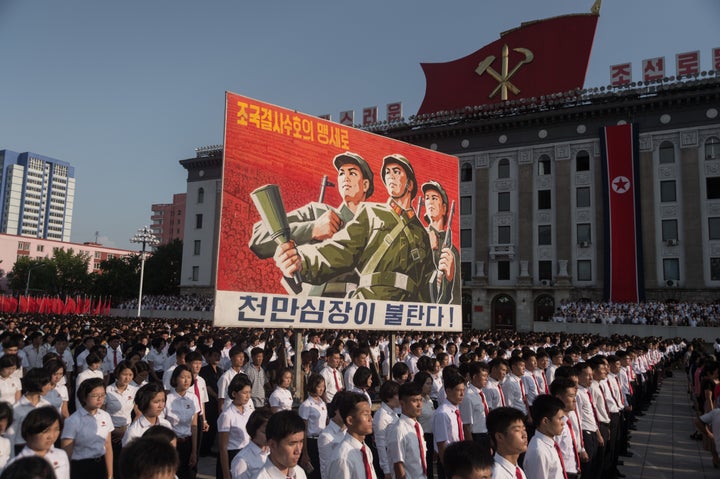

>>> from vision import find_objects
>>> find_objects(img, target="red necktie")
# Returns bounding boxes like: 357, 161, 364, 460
333, 369, 341, 391
479, 390, 489, 416
194, 381, 202, 410
414, 421, 427, 476
614, 376, 624, 406
455, 409, 464, 441
498, 384, 506, 406
599, 384, 610, 411
516, 466, 524, 479
554, 441, 569, 479
586, 391, 601, 426
360, 444, 372, 479
574, 407, 585, 448
518, 378, 529, 411
567, 418, 581, 472
542, 371, 550, 394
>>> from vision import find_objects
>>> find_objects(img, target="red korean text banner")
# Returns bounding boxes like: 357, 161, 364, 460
215, 92, 461, 332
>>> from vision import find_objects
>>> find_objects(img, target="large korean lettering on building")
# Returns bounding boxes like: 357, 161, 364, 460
215, 93, 461, 332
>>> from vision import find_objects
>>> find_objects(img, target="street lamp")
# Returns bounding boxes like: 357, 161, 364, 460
25, 263, 46, 296
130, 226, 159, 318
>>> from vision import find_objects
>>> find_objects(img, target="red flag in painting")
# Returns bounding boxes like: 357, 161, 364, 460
601, 124, 645, 302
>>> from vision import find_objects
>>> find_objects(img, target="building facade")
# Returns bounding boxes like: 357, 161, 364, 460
151, 193, 186, 245
178, 146, 222, 294
0, 150, 75, 242
378, 76, 720, 331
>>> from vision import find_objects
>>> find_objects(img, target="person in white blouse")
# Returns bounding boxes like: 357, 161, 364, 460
373, 381, 400, 479
43, 359, 69, 419
5, 406, 70, 479
165, 365, 200, 479
9, 368, 53, 452
121, 383, 171, 447
551, 377, 583, 478
231, 408, 272, 479
74, 353, 103, 411
442, 440, 494, 479
321, 348, 344, 404
524, 395, 567, 479
0, 402, 13, 470
256, 410, 307, 479
298, 373, 326, 479
0, 355, 21, 405
327, 392, 377, 479
318, 391, 348, 479
60, 377, 114, 479
217, 374, 253, 479
269, 368, 294, 412
486, 406, 528, 479
104, 360, 138, 474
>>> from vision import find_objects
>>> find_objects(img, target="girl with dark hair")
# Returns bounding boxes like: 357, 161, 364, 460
299, 374, 326, 479
217, 374, 253, 479
269, 368, 293, 413
0, 355, 21, 405
9, 368, 53, 453
6, 406, 69, 479
43, 359, 69, 419
61, 377, 114, 479
350, 366, 373, 404
105, 360, 137, 474
122, 382, 171, 447
165, 364, 199, 479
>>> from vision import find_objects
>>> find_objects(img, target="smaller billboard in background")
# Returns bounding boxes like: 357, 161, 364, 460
216, 92, 461, 332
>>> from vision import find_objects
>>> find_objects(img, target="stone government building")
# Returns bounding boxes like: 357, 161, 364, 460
376, 76, 720, 331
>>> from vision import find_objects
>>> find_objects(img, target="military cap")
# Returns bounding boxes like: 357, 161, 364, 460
421, 180, 449, 223
381, 154, 418, 199
333, 152, 374, 198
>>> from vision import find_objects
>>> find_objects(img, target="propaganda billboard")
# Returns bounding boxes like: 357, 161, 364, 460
215, 92, 461, 332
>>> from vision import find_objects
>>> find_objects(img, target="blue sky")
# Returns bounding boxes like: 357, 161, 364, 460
0, 0, 718, 250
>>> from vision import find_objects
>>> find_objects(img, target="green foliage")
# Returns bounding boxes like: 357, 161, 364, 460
91, 254, 141, 301
143, 239, 182, 295
7, 249, 91, 295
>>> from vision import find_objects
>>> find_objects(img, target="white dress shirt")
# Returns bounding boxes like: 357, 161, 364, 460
460, 383, 489, 434
554, 414, 580, 474
217, 403, 252, 450
501, 373, 528, 415
318, 420, 345, 479
121, 415, 172, 447
484, 377, 505, 409
327, 434, 377, 479
256, 458, 307, 479
387, 414, 427, 479
321, 366, 343, 403
432, 399, 462, 453
523, 432, 565, 479
372, 402, 399, 475
230, 440, 269, 479
165, 389, 200, 438
268, 386, 293, 411
0, 375, 20, 405
9, 446, 70, 479
10, 396, 52, 447
105, 383, 138, 427
298, 396, 327, 438
493, 453, 527, 479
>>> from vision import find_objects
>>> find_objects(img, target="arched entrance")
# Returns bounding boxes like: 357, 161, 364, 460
462, 291, 473, 330
534, 294, 555, 322
492, 294, 516, 330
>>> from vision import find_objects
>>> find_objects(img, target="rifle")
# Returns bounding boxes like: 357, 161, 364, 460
429, 200, 455, 303
318, 175, 335, 204
415, 195, 424, 219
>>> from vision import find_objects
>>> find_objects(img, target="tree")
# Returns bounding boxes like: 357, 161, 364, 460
52, 248, 92, 296
92, 255, 140, 301
143, 239, 182, 295
7, 249, 91, 296
7, 257, 55, 295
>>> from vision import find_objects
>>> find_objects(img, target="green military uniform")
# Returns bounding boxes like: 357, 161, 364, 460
297, 199, 436, 302
248, 152, 373, 297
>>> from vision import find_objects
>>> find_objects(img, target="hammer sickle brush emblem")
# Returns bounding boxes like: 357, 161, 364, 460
475, 44, 534, 100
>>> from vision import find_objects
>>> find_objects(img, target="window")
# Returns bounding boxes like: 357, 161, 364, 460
577, 260, 592, 281
711, 258, 720, 281
577, 223, 591, 243
707, 137, 720, 160
497, 261, 510, 280
36, 245, 44, 252
710, 217, 720, 240
660, 181, 676, 202
498, 226, 511, 244
708, 178, 720, 199
197, 187, 205, 204
538, 155, 551, 175
498, 159, 510, 179
460, 229, 472, 248
461, 163, 473, 182
460, 262, 472, 281
460, 196, 472, 215
576, 151, 590, 171
538, 190, 551, 209
538, 261, 552, 281
192, 266, 199, 281
538, 225, 552, 245
662, 220, 678, 241
17, 241, 30, 251
576, 187, 591, 208
663, 258, 679, 281
195, 214, 203, 229
659, 141, 674, 164
193, 240, 201, 255
498, 192, 510, 212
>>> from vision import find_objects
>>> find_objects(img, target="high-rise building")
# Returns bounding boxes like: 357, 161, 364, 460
0, 150, 75, 242
151, 193, 186, 245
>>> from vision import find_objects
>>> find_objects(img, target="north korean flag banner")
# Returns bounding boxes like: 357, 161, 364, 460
600, 124, 645, 302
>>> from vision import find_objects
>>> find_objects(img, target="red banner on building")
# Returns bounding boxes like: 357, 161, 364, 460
600, 124, 644, 302
418, 12, 599, 115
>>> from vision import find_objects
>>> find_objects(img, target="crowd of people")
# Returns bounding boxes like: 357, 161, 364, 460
690, 338, 720, 468
552, 300, 720, 326
0, 310, 690, 479
116, 294, 215, 312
